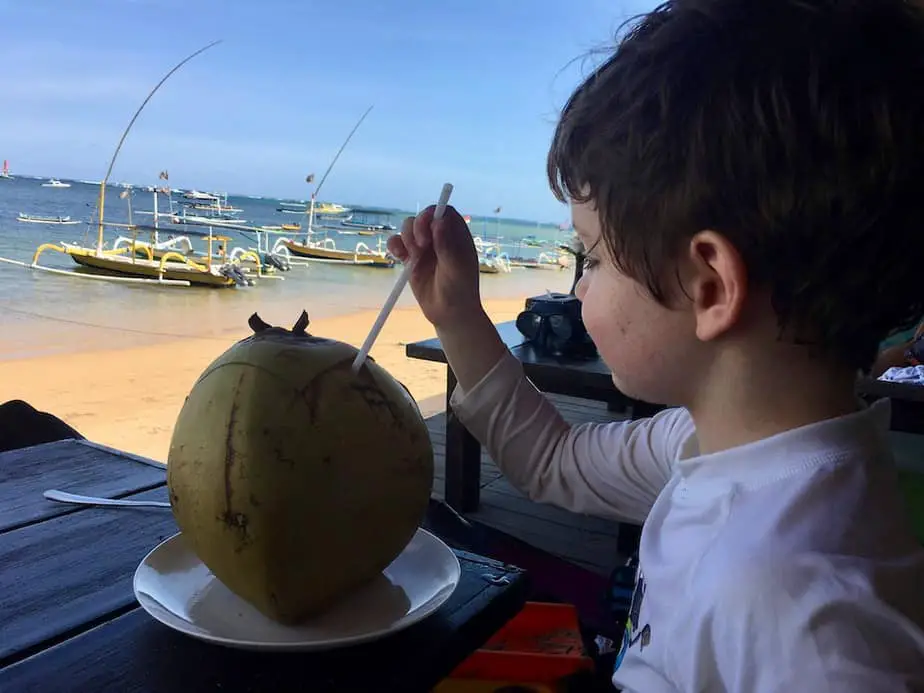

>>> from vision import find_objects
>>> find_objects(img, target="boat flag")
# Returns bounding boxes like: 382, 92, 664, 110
158, 170, 169, 180
493, 206, 502, 214
306, 173, 315, 184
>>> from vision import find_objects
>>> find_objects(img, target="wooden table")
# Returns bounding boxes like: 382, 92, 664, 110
854, 376, 924, 434
0, 439, 529, 693
406, 319, 924, 512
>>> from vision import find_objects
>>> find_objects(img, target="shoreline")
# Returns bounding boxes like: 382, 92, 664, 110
0, 299, 528, 461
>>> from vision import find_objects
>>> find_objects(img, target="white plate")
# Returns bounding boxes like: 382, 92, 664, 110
133, 529, 461, 652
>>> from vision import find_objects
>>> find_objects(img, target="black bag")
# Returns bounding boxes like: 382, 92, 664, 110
516, 293, 597, 359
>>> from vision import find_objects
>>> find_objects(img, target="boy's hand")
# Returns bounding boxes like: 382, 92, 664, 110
386, 204, 481, 329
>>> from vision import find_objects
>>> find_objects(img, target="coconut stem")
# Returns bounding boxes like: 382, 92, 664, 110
248, 313, 273, 333
292, 310, 310, 334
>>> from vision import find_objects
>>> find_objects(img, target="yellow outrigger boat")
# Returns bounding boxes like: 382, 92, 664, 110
32, 229, 265, 287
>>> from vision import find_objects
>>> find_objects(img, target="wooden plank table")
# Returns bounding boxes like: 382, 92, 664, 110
406, 319, 924, 513
0, 439, 529, 692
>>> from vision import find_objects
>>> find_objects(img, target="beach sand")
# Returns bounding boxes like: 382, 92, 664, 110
0, 298, 527, 461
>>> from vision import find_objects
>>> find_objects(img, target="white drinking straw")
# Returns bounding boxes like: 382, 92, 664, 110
351, 182, 454, 374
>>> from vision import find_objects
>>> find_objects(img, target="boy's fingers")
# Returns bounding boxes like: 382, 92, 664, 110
400, 216, 421, 258
386, 234, 408, 261
414, 206, 437, 249
432, 206, 475, 259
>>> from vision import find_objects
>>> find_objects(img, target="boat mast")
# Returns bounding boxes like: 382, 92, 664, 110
95, 40, 221, 253
304, 103, 374, 240
153, 188, 159, 245
307, 177, 317, 239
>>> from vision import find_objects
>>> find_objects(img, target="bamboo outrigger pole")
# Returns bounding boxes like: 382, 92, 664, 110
95, 40, 222, 252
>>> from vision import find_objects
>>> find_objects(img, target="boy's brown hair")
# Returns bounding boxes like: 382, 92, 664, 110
548, 0, 924, 371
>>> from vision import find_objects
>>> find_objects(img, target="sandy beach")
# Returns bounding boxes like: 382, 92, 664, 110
0, 298, 528, 461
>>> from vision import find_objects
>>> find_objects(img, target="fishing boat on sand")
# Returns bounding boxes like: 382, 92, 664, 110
17, 213, 81, 226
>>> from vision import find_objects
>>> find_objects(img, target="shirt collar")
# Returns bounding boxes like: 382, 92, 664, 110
674, 398, 892, 488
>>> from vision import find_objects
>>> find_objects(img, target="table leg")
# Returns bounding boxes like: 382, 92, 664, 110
617, 523, 643, 557
444, 367, 482, 512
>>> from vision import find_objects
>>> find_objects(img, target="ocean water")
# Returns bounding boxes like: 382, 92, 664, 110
0, 176, 574, 359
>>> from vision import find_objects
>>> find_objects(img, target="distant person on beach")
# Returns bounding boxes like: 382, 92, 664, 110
388, 0, 924, 690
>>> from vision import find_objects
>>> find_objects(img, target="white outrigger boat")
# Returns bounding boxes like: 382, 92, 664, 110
472, 237, 512, 274
17, 213, 81, 226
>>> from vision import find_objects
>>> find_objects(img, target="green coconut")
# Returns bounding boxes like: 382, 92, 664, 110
166, 311, 434, 624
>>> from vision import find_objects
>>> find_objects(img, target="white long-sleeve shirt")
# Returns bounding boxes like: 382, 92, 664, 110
450, 350, 924, 692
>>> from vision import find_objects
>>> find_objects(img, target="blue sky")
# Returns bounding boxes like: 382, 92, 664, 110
0, 0, 652, 221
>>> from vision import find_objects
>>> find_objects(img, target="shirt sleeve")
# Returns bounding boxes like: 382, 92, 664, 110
448, 350, 694, 524
683, 558, 924, 692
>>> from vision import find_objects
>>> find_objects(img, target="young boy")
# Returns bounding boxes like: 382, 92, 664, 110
389, 0, 924, 690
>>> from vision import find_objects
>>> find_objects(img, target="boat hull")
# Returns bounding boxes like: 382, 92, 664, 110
282, 240, 394, 268
18, 215, 80, 225
66, 249, 235, 287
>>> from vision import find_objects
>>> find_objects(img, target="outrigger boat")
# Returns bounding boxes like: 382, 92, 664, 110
473, 237, 512, 274
114, 186, 286, 282
272, 201, 395, 268
55, 232, 256, 287
0, 42, 273, 289
17, 213, 81, 225
255, 105, 395, 270
508, 251, 569, 271
0, 219, 266, 288
278, 236, 395, 268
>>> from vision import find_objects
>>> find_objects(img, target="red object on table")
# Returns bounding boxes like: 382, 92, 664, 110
448, 602, 595, 684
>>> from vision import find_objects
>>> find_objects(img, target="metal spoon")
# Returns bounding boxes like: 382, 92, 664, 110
43, 489, 171, 509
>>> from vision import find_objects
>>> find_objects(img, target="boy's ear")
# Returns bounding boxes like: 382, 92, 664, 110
684, 230, 748, 342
